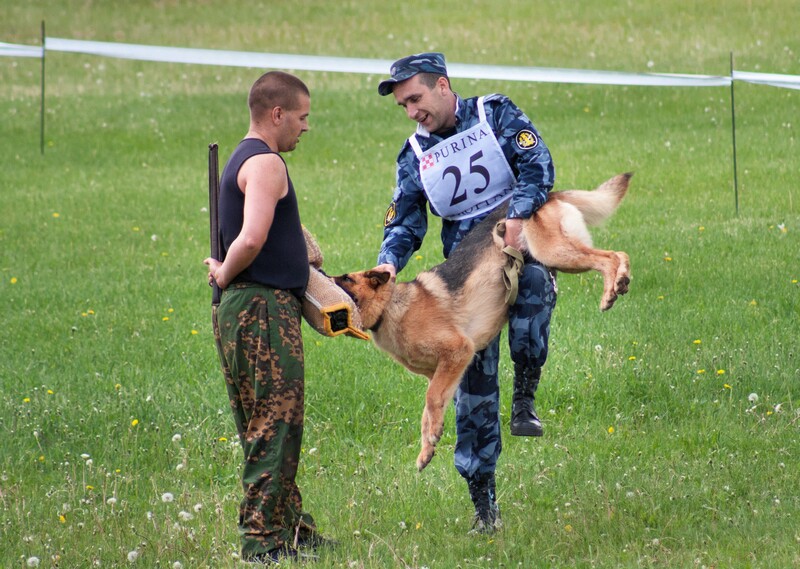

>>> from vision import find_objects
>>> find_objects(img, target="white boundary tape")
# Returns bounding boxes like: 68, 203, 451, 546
0, 41, 43, 58
43, 37, 733, 87
732, 70, 800, 91
3, 37, 799, 90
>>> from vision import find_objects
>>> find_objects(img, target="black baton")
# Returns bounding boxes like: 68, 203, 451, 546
208, 143, 222, 306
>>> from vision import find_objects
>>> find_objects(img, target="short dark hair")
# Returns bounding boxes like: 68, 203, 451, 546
248, 71, 310, 120
417, 72, 449, 90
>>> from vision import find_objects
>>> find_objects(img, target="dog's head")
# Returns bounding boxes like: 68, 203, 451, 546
332, 270, 394, 329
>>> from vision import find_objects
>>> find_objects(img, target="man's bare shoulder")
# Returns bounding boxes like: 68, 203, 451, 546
238, 153, 288, 198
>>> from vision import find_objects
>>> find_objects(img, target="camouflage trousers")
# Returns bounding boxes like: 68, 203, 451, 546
454, 261, 557, 481
212, 283, 315, 555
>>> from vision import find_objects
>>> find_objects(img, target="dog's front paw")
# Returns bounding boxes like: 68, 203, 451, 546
416, 447, 435, 472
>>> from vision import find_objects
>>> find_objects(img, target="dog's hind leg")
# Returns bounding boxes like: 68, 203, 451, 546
581, 247, 626, 311
614, 251, 631, 296
536, 240, 624, 311
525, 224, 627, 311
416, 335, 474, 472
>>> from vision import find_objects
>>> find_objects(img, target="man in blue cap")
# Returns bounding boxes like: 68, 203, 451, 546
373, 52, 557, 533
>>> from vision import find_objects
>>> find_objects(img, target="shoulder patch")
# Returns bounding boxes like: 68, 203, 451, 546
515, 129, 538, 150
384, 202, 397, 226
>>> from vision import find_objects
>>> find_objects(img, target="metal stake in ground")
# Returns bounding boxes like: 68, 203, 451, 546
208, 143, 222, 306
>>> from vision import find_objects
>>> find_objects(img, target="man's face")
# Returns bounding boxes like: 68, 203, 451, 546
392, 75, 455, 134
278, 94, 310, 152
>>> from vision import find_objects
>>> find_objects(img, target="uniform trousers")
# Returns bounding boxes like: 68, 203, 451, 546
454, 261, 557, 480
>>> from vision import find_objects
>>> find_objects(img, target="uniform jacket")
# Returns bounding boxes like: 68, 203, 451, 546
378, 93, 555, 270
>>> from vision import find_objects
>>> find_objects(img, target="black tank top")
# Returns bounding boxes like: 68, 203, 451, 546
218, 138, 309, 298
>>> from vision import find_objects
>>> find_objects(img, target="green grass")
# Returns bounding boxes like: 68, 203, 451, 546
2, 1, 799, 567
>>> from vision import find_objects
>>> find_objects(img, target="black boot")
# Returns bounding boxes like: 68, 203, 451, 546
467, 472, 502, 534
510, 363, 543, 437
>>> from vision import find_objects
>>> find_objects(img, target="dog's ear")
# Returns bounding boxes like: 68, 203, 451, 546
365, 270, 391, 287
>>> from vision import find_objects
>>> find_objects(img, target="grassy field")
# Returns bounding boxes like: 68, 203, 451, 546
2, 1, 798, 567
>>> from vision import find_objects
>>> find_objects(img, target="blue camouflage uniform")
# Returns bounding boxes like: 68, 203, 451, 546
378, 93, 558, 482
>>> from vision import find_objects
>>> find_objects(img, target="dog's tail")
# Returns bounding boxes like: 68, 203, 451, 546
552, 172, 632, 226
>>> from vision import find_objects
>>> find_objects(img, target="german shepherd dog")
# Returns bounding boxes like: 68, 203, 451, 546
334, 173, 632, 471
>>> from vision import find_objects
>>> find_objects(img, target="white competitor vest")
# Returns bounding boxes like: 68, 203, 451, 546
408, 96, 516, 221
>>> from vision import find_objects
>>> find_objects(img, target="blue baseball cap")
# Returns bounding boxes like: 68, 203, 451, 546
378, 52, 448, 96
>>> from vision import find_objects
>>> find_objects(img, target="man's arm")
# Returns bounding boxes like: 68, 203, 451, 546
487, 95, 555, 247
376, 144, 429, 272
204, 153, 287, 289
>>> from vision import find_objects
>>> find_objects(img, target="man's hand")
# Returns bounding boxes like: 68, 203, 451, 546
503, 218, 524, 249
204, 257, 226, 290
371, 263, 397, 279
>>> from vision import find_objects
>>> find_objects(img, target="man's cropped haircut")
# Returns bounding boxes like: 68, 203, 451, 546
249, 71, 310, 120
417, 72, 449, 90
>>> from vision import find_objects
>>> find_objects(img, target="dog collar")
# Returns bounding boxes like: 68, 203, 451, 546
368, 314, 384, 332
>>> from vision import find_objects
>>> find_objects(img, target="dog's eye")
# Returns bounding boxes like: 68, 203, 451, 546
341, 275, 352, 283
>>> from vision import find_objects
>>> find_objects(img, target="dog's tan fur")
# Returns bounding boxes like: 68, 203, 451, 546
334, 173, 632, 471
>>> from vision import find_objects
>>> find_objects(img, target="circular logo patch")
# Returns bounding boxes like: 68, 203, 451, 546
515, 129, 539, 150
384, 202, 397, 226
